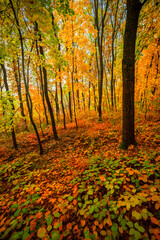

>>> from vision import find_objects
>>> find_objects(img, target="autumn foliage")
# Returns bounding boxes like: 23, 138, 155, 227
0, 0, 160, 239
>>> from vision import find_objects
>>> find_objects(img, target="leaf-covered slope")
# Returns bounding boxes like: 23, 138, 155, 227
0, 116, 160, 240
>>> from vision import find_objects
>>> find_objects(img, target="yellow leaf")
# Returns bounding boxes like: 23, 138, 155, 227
37, 227, 46, 238
150, 186, 156, 192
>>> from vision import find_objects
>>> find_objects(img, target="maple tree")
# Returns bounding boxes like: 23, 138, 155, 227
0, 0, 160, 239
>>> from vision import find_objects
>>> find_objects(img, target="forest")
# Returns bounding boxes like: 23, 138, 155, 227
0, 0, 160, 239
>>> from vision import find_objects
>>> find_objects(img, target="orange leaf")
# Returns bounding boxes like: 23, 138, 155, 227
99, 223, 103, 229
67, 223, 72, 230
94, 220, 99, 226
0, 226, 5, 233
49, 198, 56, 204
26, 233, 35, 240
30, 220, 36, 231
73, 225, 78, 231
107, 215, 112, 226
99, 175, 106, 181
73, 199, 77, 205
0, 217, 6, 227
155, 203, 160, 210
35, 212, 43, 220
154, 229, 160, 235
81, 220, 86, 227
151, 217, 160, 226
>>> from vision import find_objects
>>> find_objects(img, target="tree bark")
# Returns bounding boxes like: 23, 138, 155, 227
120, 0, 147, 149
68, 91, 72, 122
1, 63, 18, 149
55, 80, 60, 121
9, 0, 43, 154
35, 22, 58, 140
35, 40, 49, 126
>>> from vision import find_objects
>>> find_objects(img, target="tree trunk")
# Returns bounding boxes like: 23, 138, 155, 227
55, 80, 60, 121
68, 91, 72, 122
110, 0, 119, 109
1, 64, 18, 149
13, 58, 28, 131
71, 10, 78, 129
88, 80, 91, 110
120, 0, 147, 149
35, 40, 49, 126
9, 0, 43, 154
35, 22, 58, 140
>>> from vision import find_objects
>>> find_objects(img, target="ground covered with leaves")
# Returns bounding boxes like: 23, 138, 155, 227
0, 114, 160, 240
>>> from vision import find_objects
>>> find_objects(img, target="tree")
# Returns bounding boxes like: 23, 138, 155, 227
120, 0, 148, 149
9, 0, 43, 154
91, 0, 109, 121
35, 22, 59, 140
1, 63, 18, 149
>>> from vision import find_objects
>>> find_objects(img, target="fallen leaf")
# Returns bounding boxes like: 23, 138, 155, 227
37, 227, 46, 238
151, 217, 160, 226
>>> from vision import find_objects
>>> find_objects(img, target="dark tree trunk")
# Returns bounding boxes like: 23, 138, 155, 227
13, 60, 24, 117
1, 64, 18, 149
55, 81, 60, 121
58, 44, 66, 129
110, 0, 119, 109
68, 91, 72, 122
92, 0, 109, 121
35, 22, 58, 140
71, 14, 78, 129
42, 65, 58, 140
105, 71, 110, 110
35, 40, 49, 126
120, 0, 147, 149
88, 80, 91, 110
9, 0, 43, 154
82, 92, 85, 110
13, 58, 28, 131
93, 84, 97, 111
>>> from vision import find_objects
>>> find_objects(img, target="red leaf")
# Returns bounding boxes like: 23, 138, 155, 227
151, 217, 160, 226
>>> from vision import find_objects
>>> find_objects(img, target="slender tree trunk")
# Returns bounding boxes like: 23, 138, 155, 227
55, 81, 59, 121
68, 91, 72, 122
120, 0, 147, 149
35, 22, 58, 140
82, 92, 85, 111
9, 0, 43, 154
93, 0, 109, 121
71, 9, 78, 129
110, 0, 119, 109
35, 40, 49, 126
98, 45, 103, 121
14, 58, 28, 130
58, 44, 66, 129
71, 69, 78, 128
1, 64, 18, 149
59, 78, 66, 129
105, 71, 110, 110
88, 80, 91, 110
93, 84, 97, 111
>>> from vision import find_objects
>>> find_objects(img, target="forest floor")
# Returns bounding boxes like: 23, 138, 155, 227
0, 112, 160, 240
